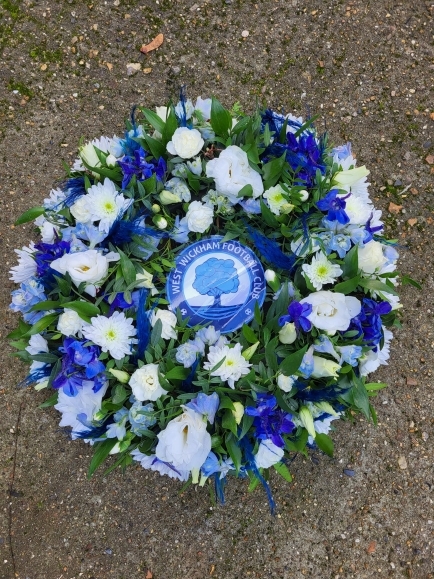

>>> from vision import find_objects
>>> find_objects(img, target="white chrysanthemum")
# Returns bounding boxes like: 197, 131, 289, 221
340, 194, 373, 225
302, 252, 343, 291
9, 244, 36, 283
203, 343, 251, 389
86, 178, 131, 232
263, 185, 294, 215
359, 328, 393, 376
43, 187, 66, 209
82, 311, 137, 360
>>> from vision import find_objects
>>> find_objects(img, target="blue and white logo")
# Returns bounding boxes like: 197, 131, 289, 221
167, 236, 266, 333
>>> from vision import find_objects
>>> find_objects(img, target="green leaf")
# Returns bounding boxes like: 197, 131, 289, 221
254, 301, 262, 325
279, 345, 308, 375
236, 183, 253, 198
222, 409, 238, 436
161, 106, 178, 145
38, 392, 58, 408
358, 278, 398, 296
294, 114, 320, 137
225, 433, 242, 473
242, 324, 259, 344
262, 152, 286, 188
14, 206, 45, 226
315, 433, 334, 457
365, 382, 388, 391
259, 200, 279, 227
265, 337, 279, 372
218, 396, 235, 411
7, 320, 32, 340
119, 251, 137, 286
210, 97, 232, 137
401, 274, 422, 290
141, 107, 166, 133
87, 439, 118, 478
342, 245, 359, 279
143, 173, 157, 195
144, 134, 166, 160
164, 366, 190, 381
112, 384, 128, 404
25, 313, 58, 336
61, 301, 101, 320
350, 372, 370, 419
30, 353, 60, 364
333, 276, 361, 295
29, 300, 61, 312
150, 319, 162, 346
238, 412, 254, 440
273, 461, 293, 482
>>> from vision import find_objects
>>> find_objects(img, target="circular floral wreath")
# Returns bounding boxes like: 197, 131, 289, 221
9, 92, 401, 509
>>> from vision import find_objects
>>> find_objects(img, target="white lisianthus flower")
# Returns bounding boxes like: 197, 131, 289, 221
358, 240, 388, 274
182, 201, 214, 233
79, 142, 101, 169
263, 185, 294, 215
50, 249, 119, 296
129, 363, 166, 401
150, 309, 177, 340
278, 322, 297, 344
131, 450, 190, 481
135, 269, 158, 295
300, 291, 361, 333
166, 127, 204, 159
108, 368, 130, 383
155, 407, 212, 471
86, 178, 132, 233
57, 309, 83, 337
359, 328, 393, 376
70, 195, 92, 224
204, 343, 251, 389
106, 153, 117, 168
82, 311, 137, 360
9, 245, 37, 283
194, 96, 212, 120
155, 106, 168, 121
205, 145, 264, 201
298, 189, 309, 202
255, 439, 284, 469
311, 356, 341, 378
333, 166, 370, 187
302, 252, 343, 291
277, 374, 297, 392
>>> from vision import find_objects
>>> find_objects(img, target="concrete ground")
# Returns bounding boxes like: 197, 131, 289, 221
0, 0, 433, 578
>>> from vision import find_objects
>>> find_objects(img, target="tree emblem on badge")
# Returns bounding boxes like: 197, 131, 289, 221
192, 258, 240, 307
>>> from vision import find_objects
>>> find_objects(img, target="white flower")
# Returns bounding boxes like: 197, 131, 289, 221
57, 309, 83, 336
155, 407, 212, 471
187, 156, 202, 176
340, 194, 373, 225
311, 356, 341, 378
263, 184, 294, 215
359, 328, 393, 376
159, 189, 183, 205
232, 402, 244, 425
34, 215, 59, 244
182, 201, 213, 233
196, 326, 220, 346
26, 334, 48, 355
50, 249, 119, 296
106, 153, 117, 168
79, 141, 101, 169
290, 236, 321, 257
333, 166, 370, 187
166, 127, 204, 159
298, 189, 309, 202
43, 187, 66, 210
301, 291, 361, 333
135, 269, 158, 295
358, 240, 387, 274
175, 98, 194, 120
55, 381, 108, 441
308, 414, 341, 445
86, 178, 131, 232
70, 195, 92, 223
255, 439, 284, 468
82, 311, 137, 360
205, 145, 264, 201
302, 252, 343, 291
194, 96, 212, 120
129, 363, 166, 401
277, 374, 297, 392
203, 343, 251, 389
9, 245, 36, 283
164, 177, 191, 202
155, 106, 168, 121
278, 322, 297, 344
131, 450, 190, 481
150, 309, 177, 340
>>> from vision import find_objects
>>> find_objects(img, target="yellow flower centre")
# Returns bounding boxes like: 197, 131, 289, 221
106, 329, 116, 340
317, 265, 329, 276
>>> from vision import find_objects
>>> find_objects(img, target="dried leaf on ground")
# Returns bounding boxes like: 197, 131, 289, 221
407, 218, 417, 226
140, 33, 164, 54
366, 541, 376, 554
425, 154, 434, 165
145, 571, 153, 579
388, 202, 402, 214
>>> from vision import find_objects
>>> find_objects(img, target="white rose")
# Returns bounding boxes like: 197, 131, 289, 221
57, 309, 83, 336
300, 291, 361, 333
358, 240, 387, 274
278, 322, 297, 344
70, 196, 92, 223
311, 356, 341, 378
50, 250, 119, 294
150, 308, 177, 340
129, 363, 166, 401
166, 127, 204, 159
255, 439, 284, 469
277, 374, 296, 392
155, 408, 212, 471
205, 145, 264, 201
183, 201, 213, 233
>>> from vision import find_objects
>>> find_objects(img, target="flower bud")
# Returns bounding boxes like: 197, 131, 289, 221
278, 322, 297, 345
151, 204, 161, 213
108, 368, 130, 384
299, 405, 316, 439
153, 214, 168, 229
159, 190, 182, 205
299, 189, 309, 202
232, 402, 244, 425
314, 401, 339, 417
242, 341, 259, 361
264, 269, 280, 292
311, 356, 340, 378
106, 153, 117, 168
333, 165, 370, 187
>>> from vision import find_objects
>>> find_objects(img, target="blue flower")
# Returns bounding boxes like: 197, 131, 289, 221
245, 394, 294, 448
299, 346, 314, 378
201, 452, 234, 479
338, 345, 362, 366
313, 335, 339, 360
186, 392, 220, 424
331, 142, 352, 161
347, 298, 392, 348
279, 300, 312, 332
117, 147, 166, 189
34, 237, 71, 278
170, 215, 190, 244
328, 233, 351, 258
106, 407, 129, 440
316, 190, 350, 224
129, 400, 156, 435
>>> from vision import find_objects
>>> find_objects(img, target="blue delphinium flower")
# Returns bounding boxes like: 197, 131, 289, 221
313, 335, 339, 360
186, 392, 220, 424
337, 345, 363, 366
10, 277, 47, 323
316, 190, 350, 225
299, 346, 314, 378
328, 233, 352, 258
129, 400, 156, 435
117, 147, 166, 189
245, 394, 295, 448
279, 300, 312, 332
331, 142, 352, 161
347, 298, 392, 348
201, 452, 234, 479
106, 408, 129, 440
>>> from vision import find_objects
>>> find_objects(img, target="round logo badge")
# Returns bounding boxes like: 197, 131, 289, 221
166, 236, 266, 333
